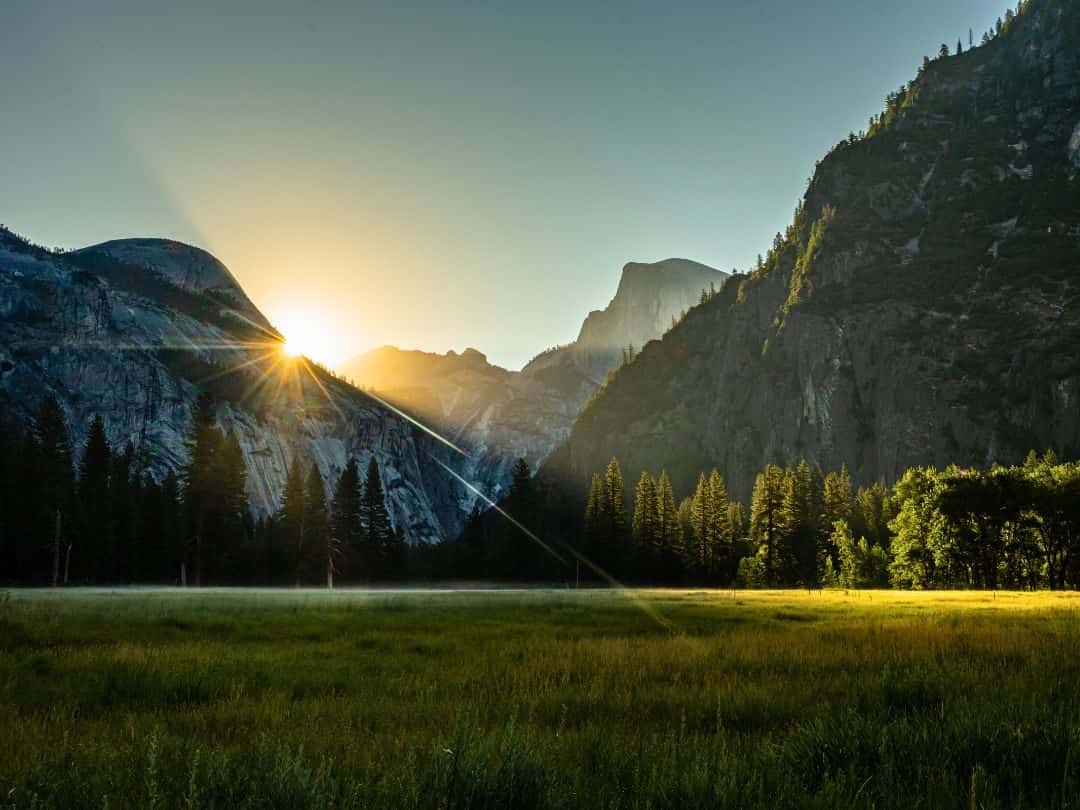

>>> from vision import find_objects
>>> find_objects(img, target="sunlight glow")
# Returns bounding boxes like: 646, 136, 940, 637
276, 312, 338, 365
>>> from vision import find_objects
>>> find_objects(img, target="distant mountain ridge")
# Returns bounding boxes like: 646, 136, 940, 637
337, 258, 727, 500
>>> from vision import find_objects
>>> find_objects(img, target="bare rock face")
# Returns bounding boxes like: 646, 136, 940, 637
524, 259, 728, 384
76, 238, 270, 329
0, 231, 464, 543
548, 0, 1080, 503
337, 258, 726, 500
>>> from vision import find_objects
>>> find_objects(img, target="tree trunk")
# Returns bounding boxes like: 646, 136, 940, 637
63, 544, 72, 586
180, 561, 187, 588
327, 557, 334, 590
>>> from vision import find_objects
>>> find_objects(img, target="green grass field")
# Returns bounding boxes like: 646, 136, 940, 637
3, 588, 1080, 808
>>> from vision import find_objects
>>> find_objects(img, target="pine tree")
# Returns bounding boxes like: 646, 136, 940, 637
506, 457, 538, 578
160, 470, 182, 583
632, 471, 659, 550
853, 482, 893, 548
510, 458, 532, 506
707, 469, 732, 581
332, 459, 363, 580
583, 472, 605, 558
111, 442, 137, 583
750, 464, 789, 585
832, 519, 859, 589
689, 472, 711, 575
361, 457, 393, 575
655, 471, 683, 581
34, 396, 74, 587
78, 415, 112, 583
784, 460, 820, 585
282, 456, 307, 586
822, 466, 853, 570
182, 391, 221, 586
304, 463, 333, 588
213, 430, 248, 580
728, 501, 745, 541
598, 458, 627, 575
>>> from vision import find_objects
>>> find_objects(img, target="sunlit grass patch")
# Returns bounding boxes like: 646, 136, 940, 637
3, 588, 1080, 808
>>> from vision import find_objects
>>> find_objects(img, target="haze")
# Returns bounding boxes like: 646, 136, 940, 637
2, 0, 1004, 368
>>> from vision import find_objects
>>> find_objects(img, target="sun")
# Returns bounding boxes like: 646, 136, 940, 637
276, 312, 339, 365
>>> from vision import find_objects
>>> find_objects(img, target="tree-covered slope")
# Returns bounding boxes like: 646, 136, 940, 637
547, 0, 1080, 503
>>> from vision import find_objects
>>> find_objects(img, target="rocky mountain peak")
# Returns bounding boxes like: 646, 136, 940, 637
76, 238, 268, 328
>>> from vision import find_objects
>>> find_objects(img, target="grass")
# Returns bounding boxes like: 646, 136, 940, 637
3, 588, 1080, 808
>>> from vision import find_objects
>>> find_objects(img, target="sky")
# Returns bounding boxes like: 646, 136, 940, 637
2, 0, 1007, 369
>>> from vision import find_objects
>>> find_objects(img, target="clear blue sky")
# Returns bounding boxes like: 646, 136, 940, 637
2, 0, 1006, 368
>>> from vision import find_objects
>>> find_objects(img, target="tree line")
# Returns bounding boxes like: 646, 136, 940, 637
568, 452, 1080, 590
434, 450, 1080, 591
7, 392, 1080, 591
0, 393, 403, 586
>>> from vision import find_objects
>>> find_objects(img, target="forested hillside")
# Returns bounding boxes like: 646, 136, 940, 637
546, 0, 1080, 506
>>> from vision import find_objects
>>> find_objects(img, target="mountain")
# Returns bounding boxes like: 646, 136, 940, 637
0, 229, 467, 543
77, 238, 270, 329
338, 258, 727, 499
524, 258, 727, 384
545, 0, 1080, 503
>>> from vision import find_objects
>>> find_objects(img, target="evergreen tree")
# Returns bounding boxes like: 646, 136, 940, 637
822, 466, 853, 570
182, 391, 221, 586
784, 460, 820, 585
361, 457, 393, 575
632, 471, 658, 545
655, 471, 683, 581
689, 472, 711, 576
304, 463, 333, 588
214, 430, 249, 580
506, 457, 540, 579
750, 464, 789, 585
583, 472, 605, 562
853, 482, 893, 549
823, 467, 853, 526
160, 470, 182, 583
707, 470, 733, 582
11, 427, 43, 582
596, 458, 627, 576
281, 456, 307, 586
110, 442, 136, 583
34, 396, 74, 587
832, 519, 859, 589
459, 503, 487, 577
332, 459, 364, 580
78, 415, 112, 583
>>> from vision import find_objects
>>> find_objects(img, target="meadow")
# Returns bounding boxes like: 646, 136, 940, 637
3, 588, 1080, 809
